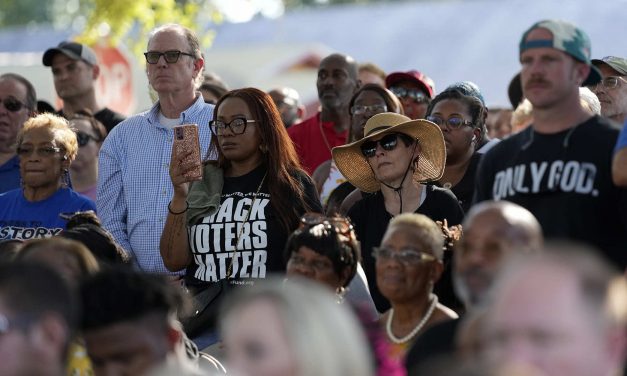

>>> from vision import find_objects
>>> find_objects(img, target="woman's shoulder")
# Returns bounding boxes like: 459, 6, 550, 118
426, 184, 458, 200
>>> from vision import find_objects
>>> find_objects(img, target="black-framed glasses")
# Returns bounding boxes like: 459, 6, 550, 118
360, 133, 401, 158
588, 76, 626, 91
209, 118, 257, 136
372, 246, 436, 265
426, 115, 474, 130
16, 146, 63, 158
351, 104, 388, 115
0, 97, 25, 112
76, 131, 98, 147
390, 87, 429, 104
144, 50, 195, 64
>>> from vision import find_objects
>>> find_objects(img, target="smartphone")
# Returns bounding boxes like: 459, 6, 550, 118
173, 124, 203, 181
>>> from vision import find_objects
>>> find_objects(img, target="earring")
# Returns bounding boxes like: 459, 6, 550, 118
62, 168, 71, 188
259, 144, 268, 154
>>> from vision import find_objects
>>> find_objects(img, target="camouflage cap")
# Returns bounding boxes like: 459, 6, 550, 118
519, 19, 601, 86
591, 56, 627, 76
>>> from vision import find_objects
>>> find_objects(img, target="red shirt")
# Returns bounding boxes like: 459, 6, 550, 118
288, 112, 348, 175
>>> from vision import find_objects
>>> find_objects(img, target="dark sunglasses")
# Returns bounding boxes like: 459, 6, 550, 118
360, 133, 401, 158
390, 87, 429, 104
0, 97, 25, 112
76, 131, 98, 147
144, 50, 195, 64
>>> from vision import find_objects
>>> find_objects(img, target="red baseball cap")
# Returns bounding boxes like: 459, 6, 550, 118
385, 70, 434, 99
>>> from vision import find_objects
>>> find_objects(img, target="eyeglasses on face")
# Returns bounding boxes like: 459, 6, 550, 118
0, 97, 25, 112
287, 254, 334, 273
426, 115, 474, 130
16, 145, 63, 158
144, 50, 195, 64
360, 133, 403, 158
209, 118, 257, 136
588, 76, 626, 91
372, 246, 436, 265
390, 87, 429, 104
351, 104, 388, 115
76, 131, 99, 147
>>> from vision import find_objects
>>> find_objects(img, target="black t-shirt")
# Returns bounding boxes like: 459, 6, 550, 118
475, 115, 627, 268
185, 165, 321, 287
58, 107, 126, 134
436, 152, 482, 214
405, 319, 460, 374
347, 185, 464, 312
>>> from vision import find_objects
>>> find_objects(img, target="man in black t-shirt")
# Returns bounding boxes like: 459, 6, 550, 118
42, 41, 125, 133
474, 20, 627, 269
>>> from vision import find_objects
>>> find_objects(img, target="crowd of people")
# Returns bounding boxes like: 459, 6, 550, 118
0, 18, 626, 376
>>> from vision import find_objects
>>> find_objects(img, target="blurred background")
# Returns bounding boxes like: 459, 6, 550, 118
0, 0, 625, 115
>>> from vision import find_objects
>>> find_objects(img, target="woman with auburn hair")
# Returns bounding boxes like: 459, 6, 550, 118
0, 113, 96, 240
161, 88, 321, 341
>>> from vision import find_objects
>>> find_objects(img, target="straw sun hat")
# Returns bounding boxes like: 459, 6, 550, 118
332, 113, 445, 193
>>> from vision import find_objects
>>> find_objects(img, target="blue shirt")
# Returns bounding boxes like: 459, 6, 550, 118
615, 119, 627, 154
0, 188, 96, 240
97, 95, 213, 274
0, 155, 20, 194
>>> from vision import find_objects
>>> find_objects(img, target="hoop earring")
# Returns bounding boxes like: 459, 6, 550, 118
62, 168, 71, 188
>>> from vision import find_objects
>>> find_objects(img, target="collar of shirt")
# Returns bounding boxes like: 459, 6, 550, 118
147, 94, 213, 128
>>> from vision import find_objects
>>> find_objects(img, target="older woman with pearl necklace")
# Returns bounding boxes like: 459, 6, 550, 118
374, 213, 457, 361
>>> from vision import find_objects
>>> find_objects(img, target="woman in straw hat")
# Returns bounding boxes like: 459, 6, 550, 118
332, 112, 463, 313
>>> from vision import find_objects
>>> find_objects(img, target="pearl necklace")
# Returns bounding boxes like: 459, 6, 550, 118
386, 293, 438, 344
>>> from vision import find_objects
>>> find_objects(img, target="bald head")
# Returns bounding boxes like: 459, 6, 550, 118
453, 201, 543, 308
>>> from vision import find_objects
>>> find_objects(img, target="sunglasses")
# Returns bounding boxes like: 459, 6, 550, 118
390, 87, 429, 104
144, 50, 195, 64
0, 97, 25, 112
209, 118, 257, 136
75, 131, 99, 147
426, 115, 474, 130
360, 133, 402, 158
351, 104, 387, 115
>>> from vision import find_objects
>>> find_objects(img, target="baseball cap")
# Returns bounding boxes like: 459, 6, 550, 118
42, 41, 98, 67
591, 56, 627, 76
519, 19, 601, 86
385, 70, 434, 99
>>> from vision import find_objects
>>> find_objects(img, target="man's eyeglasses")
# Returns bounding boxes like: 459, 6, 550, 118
426, 115, 474, 130
390, 87, 429, 104
360, 133, 401, 158
372, 246, 436, 265
351, 104, 388, 116
588, 76, 626, 91
209, 118, 257, 136
16, 146, 63, 158
76, 131, 99, 147
144, 50, 195, 64
0, 97, 25, 112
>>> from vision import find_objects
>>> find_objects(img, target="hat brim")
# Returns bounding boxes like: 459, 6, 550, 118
582, 64, 602, 87
42, 48, 82, 67
332, 119, 445, 193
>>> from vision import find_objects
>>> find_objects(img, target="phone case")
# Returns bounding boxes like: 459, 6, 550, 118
173, 124, 203, 181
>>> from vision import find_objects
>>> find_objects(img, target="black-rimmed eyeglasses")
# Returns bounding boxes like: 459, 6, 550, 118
209, 118, 257, 136
144, 50, 195, 64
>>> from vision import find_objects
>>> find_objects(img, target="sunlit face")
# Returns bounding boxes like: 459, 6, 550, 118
350, 90, 388, 141
484, 265, 616, 376
520, 28, 585, 110
224, 299, 298, 376
51, 54, 97, 100
0, 78, 31, 152
286, 246, 343, 290
591, 64, 627, 122
429, 98, 478, 163
69, 118, 101, 173
85, 320, 172, 376
375, 224, 438, 304
18, 127, 68, 190
215, 97, 263, 164
146, 28, 202, 95
316, 55, 358, 112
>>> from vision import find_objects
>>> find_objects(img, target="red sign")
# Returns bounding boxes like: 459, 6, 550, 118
92, 44, 134, 115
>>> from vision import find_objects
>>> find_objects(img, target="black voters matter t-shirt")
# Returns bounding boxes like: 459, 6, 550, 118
185, 164, 321, 288
474, 115, 627, 268
348, 185, 464, 312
